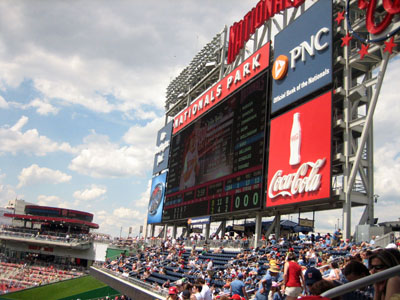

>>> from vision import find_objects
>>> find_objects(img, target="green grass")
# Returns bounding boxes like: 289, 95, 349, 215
0, 275, 108, 300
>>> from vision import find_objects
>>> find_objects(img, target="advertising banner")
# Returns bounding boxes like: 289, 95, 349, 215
173, 42, 270, 134
147, 172, 167, 224
266, 91, 332, 207
188, 216, 210, 225
271, 0, 332, 114
152, 121, 173, 175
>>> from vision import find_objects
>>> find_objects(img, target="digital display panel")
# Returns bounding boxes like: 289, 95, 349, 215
147, 172, 167, 224
163, 74, 268, 221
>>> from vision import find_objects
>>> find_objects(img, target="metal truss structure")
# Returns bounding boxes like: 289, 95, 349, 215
162, 0, 400, 240
334, 0, 399, 239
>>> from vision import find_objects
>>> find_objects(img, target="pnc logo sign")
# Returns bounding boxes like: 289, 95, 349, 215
272, 55, 289, 80
272, 27, 330, 81
289, 27, 329, 69
271, 0, 332, 113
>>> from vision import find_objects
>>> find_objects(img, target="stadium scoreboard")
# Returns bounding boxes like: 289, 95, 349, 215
162, 74, 268, 221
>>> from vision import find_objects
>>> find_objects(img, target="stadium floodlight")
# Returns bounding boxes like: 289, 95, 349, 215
165, 31, 224, 114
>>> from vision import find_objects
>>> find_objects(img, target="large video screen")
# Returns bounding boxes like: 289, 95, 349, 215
163, 73, 268, 221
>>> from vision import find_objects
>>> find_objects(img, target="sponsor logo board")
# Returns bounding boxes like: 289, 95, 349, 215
153, 121, 173, 175
266, 91, 332, 207
147, 172, 167, 224
271, 0, 332, 114
173, 42, 270, 134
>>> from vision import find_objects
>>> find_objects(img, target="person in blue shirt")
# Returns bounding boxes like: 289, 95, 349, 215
332, 229, 341, 246
325, 234, 332, 247
255, 264, 281, 300
230, 273, 248, 300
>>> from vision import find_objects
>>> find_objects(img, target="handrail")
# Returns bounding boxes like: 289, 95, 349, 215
321, 264, 400, 299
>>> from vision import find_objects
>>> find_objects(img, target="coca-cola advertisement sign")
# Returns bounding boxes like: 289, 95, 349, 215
266, 91, 332, 207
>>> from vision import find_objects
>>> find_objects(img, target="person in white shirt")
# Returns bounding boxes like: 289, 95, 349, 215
206, 259, 214, 278
196, 277, 212, 300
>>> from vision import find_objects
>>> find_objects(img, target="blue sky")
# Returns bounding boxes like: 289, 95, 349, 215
0, 1, 399, 238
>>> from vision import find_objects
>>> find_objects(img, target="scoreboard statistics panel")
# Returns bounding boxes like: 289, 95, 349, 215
163, 73, 268, 221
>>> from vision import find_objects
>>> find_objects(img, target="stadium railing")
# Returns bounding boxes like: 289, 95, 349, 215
374, 232, 400, 249
321, 264, 400, 299
93, 263, 168, 298
0, 228, 93, 245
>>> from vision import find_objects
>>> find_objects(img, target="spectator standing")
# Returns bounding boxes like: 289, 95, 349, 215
284, 252, 305, 300
332, 229, 341, 247
206, 259, 214, 278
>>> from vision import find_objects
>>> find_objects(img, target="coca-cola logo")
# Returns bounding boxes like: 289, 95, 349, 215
347, 0, 400, 42
266, 91, 332, 207
268, 158, 326, 199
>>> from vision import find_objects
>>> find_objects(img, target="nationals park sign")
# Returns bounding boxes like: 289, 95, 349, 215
173, 42, 270, 134
227, 0, 305, 64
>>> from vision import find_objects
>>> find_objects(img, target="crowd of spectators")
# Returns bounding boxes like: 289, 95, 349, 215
102, 231, 400, 300
0, 260, 84, 294
0, 225, 95, 244
0, 225, 114, 245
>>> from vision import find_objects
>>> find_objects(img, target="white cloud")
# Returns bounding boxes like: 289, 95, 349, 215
113, 207, 141, 219
0, 184, 18, 207
374, 137, 400, 197
10, 115, 28, 131
28, 98, 59, 115
7, 98, 59, 116
73, 184, 107, 201
0, 170, 17, 207
135, 180, 152, 209
123, 116, 163, 146
0, 1, 253, 118
17, 164, 72, 188
373, 59, 400, 200
94, 207, 145, 237
0, 116, 76, 156
69, 126, 157, 178
0, 95, 8, 109
37, 194, 68, 207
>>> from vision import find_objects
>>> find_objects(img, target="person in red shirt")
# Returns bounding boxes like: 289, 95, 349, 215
284, 252, 305, 300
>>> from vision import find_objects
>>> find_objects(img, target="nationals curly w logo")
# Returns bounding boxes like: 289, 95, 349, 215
348, 0, 400, 42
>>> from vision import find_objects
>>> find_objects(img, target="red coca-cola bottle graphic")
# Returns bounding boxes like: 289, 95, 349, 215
289, 112, 301, 166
